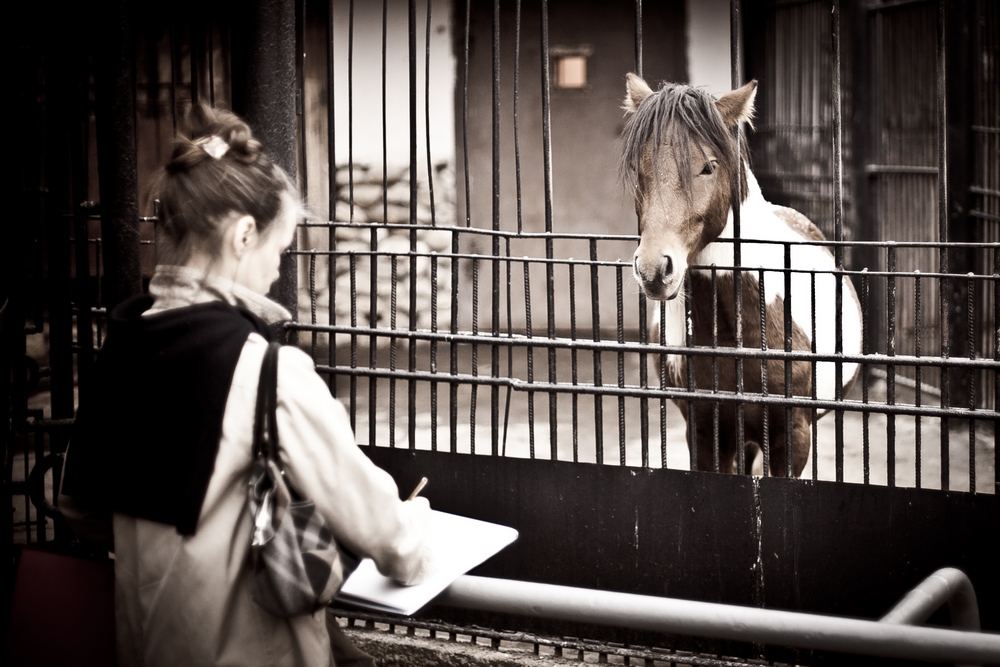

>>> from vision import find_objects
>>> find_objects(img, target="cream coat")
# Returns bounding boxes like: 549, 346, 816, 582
62, 266, 433, 667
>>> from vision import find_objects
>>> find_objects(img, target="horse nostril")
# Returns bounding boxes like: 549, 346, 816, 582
660, 255, 673, 282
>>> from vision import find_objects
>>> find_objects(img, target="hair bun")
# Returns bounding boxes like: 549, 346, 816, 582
166, 103, 269, 173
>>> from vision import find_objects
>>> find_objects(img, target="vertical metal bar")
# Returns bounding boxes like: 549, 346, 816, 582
326, 0, 338, 396
524, 260, 536, 459
93, 0, 141, 311
389, 256, 399, 448
861, 269, 870, 485
617, 268, 626, 466
590, 239, 604, 464
471, 258, 481, 455
712, 267, 721, 473
684, 279, 697, 472
967, 273, 977, 493
659, 301, 668, 468
453, 0, 472, 454
425, 0, 439, 453
349, 254, 358, 433
731, 0, 746, 475
634, 0, 649, 469
634, 0, 643, 79
936, 0, 951, 491
783, 244, 793, 479
758, 268, 769, 476
569, 263, 580, 463
831, 0, 846, 476
887, 247, 897, 488
539, 0, 559, 460
408, 0, 419, 450
490, 0, 501, 457
370, 0, 383, 448
914, 270, 923, 488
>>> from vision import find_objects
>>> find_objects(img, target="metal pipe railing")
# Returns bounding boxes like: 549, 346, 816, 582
436, 572, 1000, 665
881, 567, 981, 631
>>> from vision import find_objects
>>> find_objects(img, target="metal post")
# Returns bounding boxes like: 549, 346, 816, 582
231, 0, 300, 323
93, 0, 142, 310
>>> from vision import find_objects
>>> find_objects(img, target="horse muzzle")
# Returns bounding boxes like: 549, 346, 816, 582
633, 252, 685, 301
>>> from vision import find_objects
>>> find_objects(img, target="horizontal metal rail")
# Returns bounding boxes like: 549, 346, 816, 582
436, 572, 1000, 665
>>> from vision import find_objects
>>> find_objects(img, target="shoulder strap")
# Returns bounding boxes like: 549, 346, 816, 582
252, 342, 282, 463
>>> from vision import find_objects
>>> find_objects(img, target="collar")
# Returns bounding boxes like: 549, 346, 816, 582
147, 265, 291, 325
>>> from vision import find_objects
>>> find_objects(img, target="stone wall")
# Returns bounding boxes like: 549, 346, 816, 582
299, 162, 456, 339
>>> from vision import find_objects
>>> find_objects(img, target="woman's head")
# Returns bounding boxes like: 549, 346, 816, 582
153, 104, 302, 294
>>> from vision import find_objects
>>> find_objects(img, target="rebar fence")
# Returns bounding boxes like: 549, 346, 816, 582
6, 0, 998, 664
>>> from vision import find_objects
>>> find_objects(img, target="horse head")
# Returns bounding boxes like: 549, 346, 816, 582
620, 74, 757, 301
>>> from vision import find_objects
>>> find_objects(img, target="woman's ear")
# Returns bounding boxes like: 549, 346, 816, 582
230, 215, 258, 258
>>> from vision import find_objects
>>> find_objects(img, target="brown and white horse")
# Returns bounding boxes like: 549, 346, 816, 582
620, 74, 862, 477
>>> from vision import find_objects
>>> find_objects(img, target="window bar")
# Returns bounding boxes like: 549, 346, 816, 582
570, 263, 580, 463
389, 255, 401, 448
812, 263, 821, 481
452, 0, 473, 455
861, 269, 871, 485
758, 268, 769, 476
634, 0, 650, 470
659, 300, 668, 468
502, 0, 523, 458
430, 255, 439, 451
684, 277, 697, 472
525, 260, 536, 459
936, 0, 951, 492
831, 0, 847, 477
490, 0, 502, 457
712, 266, 721, 474
994, 247, 999, 493
425, 0, 439, 453
349, 253, 359, 434
470, 257, 481, 455
326, 0, 338, 396
539, 0, 559, 460
617, 267, 627, 466
408, 0, 420, 451
914, 270, 923, 488
967, 273, 977, 493
309, 254, 318, 358
371, 0, 387, 448
783, 244, 793, 479
886, 247, 897, 488
731, 0, 746, 475
590, 239, 604, 464
501, 245, 515, 458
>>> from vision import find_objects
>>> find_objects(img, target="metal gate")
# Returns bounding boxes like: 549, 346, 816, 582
5, 0, 998, 664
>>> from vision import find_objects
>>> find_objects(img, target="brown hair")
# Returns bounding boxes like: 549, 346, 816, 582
153, 104, 299, 264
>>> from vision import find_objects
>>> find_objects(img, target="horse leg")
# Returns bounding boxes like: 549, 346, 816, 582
766, 408, 811, 477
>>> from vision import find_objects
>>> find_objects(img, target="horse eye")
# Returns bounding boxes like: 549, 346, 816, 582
699, 161, 717, 176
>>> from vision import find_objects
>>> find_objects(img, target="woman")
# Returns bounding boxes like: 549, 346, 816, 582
59, 105, 432, 666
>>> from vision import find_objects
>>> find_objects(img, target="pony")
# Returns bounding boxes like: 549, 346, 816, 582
619, 74, 862, 477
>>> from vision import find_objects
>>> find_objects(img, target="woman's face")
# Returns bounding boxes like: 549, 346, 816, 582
234, 195, 299, 295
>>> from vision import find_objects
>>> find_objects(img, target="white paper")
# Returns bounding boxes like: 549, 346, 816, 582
336, 510, 518, 616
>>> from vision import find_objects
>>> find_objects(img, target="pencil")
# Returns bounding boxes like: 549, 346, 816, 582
406, 476, 428, 501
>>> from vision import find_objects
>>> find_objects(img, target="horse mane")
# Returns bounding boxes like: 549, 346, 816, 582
619, 82, 749, 204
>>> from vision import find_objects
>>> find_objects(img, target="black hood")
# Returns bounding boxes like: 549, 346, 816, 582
62, 295, 272, 535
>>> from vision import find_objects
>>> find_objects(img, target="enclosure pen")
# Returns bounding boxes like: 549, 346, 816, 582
6, 0, 999, 665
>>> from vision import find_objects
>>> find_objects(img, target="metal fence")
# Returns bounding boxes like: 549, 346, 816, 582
5, 0, 998, 662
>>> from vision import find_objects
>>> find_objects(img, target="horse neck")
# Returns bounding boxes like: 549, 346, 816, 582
717, 164, 767, 241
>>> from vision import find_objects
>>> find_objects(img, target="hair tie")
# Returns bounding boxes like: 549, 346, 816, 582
194, 134, 230, 159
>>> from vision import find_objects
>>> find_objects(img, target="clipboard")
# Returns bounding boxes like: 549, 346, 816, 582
335, 510, 518, 616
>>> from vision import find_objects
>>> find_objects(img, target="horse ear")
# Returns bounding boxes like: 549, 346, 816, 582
623, 73, 654, 114
715, 80, 758, 128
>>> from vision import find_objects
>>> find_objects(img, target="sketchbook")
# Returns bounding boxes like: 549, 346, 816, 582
335, 510, 518, 616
